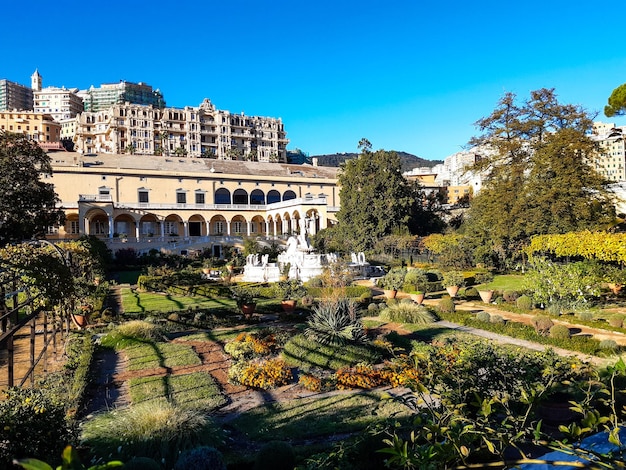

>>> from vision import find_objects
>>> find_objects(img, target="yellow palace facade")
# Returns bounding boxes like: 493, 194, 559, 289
46, 152, 339, 254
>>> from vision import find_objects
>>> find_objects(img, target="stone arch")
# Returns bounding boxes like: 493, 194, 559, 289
63, 212, 80, 237
250, 215, 266, 236
233, 189, 248, 205
139, 214, 160, 237
215, 188, 231, 204
209, 215, 227, 235
306, 209, 321, 235
164, 214, 183, 236
283, 190, 297, 201
188, 214, 206, 237
250, 189, 265, 205
267, 189, 281, 204
230, 214, 248, 235
113, 213, 137, 238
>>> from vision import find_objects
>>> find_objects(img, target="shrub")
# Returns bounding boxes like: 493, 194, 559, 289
490, 314, 505, 325
123, 457, 162, 470
174, 446, 226, 470
0, 387, 77, 466
576, 311, 594, 322
102, 320, 165, 347
474, 271, 494, 285
549, 324, 571, 340
608, 314, 625, 328
236, 359, 293, 389
305, 298, 366, 345
367, 302, 379, 313
516, 295, 533, 311
503, 290, 519, 302
404, 269, 429, 292
438, 296, 455, 313
441, 270, 465, 288
379, 267, 407, 291
463, 287, 479, 299
224, 339, 255, 360
336, 364, 387, 389
385, 297, 398, 307
380, 303, 438, 324
494, 296, 506, 305
254, 441, 296, 470
301, 294, 315, 306
531, 315, 554, 336
476, 311, 491, 323
400, 297, 414, 305
599, 339, 619, 352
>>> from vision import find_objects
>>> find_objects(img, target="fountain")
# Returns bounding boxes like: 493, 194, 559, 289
243, 216, 355, 282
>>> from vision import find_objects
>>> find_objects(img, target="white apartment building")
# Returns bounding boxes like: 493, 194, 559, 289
592, 122, 626, 182
73, 99, 288, 162
433, 149, 485, 192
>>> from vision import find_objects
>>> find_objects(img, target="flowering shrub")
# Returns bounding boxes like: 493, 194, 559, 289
237, 359, 293, 389
224, 331, 277, 360
380, 356, 421, 388
336, 364, 387, 390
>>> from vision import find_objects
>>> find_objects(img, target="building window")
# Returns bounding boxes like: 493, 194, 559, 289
233, 221, 243, 234
195, 192, 205, 204
94, 220, 106, 235
176, 192, 186, 204
165, 221, 178, 235
69, 220, 79, 234
138, 190, 149, 203
214, 221, 224, 234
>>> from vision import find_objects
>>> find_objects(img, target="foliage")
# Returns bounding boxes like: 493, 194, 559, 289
81, 401, 220, 468
526, 231, 626, 264
438, 296, 455, 313
599, 339, 619, 352
282, 334, 381, 371
14, 445, 122, 470
379, 303, 438, 324
0, 131, 65, 245
604, 82, 626, 117
502, 289, 519, 302
254, 441, 296, 470
0, 387, 78, 467
549, 323, 571, 339
531, 315, 555, 336
230, 284, 260, 307
305, 298, 366, 345
524, 257, 603, 306
476, 311, 491, 322
441, 270, 465, 288
336, 364, 389, 390
100, 320, 165, 348
474, 271, 494, 285
421, 233, 473, 269
123, 456, 161, 469
516, 294, 534, 310
224, 331, 278, 360
461, 89, 615, 267
273, 279, 307, 300
230, 359, 293, 389
173, 446, 226, 470
403, 268, 429, 292
378, 267, 406, 291
335, 144, 417, 251
608, 314, 625, 328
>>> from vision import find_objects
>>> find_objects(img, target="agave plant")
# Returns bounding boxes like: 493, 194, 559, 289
305, 298, 366, 345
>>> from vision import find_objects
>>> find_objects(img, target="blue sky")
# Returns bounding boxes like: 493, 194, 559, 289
2, 0, 626, 161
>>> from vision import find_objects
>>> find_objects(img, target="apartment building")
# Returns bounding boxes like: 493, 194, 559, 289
0, 111, 62, 149
78, 81, 165, 112
0, 79, 33, 111
33, 86, 84, 122
592, 122, 626, 182
73, 99, 288, 162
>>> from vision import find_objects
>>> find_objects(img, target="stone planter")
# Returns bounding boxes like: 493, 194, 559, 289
71, 313, 88, 329
410, 293, 425, 304
445, 286, 460, 298
478, 290, 494, 303
383, 289, 398, 299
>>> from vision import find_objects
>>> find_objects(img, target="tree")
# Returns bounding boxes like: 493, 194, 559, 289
461, 89, 615, 266
604, 82, 626, 117
335, 142, 415, 251
0, 132, 65, 245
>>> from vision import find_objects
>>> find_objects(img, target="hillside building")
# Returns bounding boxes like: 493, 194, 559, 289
78, 81, 165, 112
0, 111, 62, 149
0, 79, 34, 111
592, 122, 626, 182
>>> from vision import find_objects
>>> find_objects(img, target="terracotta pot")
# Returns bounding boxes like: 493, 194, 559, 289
445, 286, 460, 298
202, 268, 211, 275
281, 299, 297, 313
240, 303, 256, 317
478, 290, 494, 303
608, 283, 623, 295
383, 289, 397, 299
410, 293, 425, 304
71, 313, 88, 329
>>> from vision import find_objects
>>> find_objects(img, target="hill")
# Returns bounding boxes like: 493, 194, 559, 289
309, 151, 442, 171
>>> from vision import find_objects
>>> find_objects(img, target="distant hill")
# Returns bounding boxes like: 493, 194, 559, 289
309, 151, 443, 172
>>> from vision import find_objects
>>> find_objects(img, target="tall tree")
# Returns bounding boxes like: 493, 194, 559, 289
0, 132, 65, 245
335, 143, 415, 251
462, 89, 615, 266
604, 83, 626, 117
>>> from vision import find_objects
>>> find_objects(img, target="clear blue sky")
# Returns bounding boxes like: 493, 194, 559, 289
2, 0, 626, 161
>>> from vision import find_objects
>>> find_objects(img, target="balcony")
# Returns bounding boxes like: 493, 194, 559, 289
79, 194, 113, 202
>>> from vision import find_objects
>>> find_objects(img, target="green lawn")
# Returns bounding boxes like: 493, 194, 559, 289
481, 274, 526, 291
120, 287, 234, 313
124, 342, 202, 371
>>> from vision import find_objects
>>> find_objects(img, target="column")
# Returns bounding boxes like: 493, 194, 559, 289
265, 220, 269, 237
84, 218, 90, 235
134, 222, 139, 240
108, 215, 114, 238
227, 220, 231, 236
183, 221, 189, 238
160, 221, 165, 238
247, 220, 251, 236
273, 220, 277, 238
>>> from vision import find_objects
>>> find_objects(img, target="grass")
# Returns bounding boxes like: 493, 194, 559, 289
480, 274, 526, 292
228, 392, 411, 443
129, 372, 226, 411
124, 342, 201, 371
120, 287, 233, 314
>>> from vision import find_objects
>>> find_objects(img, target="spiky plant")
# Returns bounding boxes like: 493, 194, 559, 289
379, 303, 438, 324
305, 298, 366, 345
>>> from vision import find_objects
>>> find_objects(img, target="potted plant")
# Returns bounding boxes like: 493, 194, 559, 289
231, 285, 259, 318
605, 266, 626, 295
441, 271, 465, 298
379, 267, 406, 299
410, 290, 425, 305
474, 271, 495, 302
279, 262, 291, 281
275, 279, 307, 313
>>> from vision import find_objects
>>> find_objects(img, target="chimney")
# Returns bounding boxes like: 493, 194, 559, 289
312, 157, 318, 167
